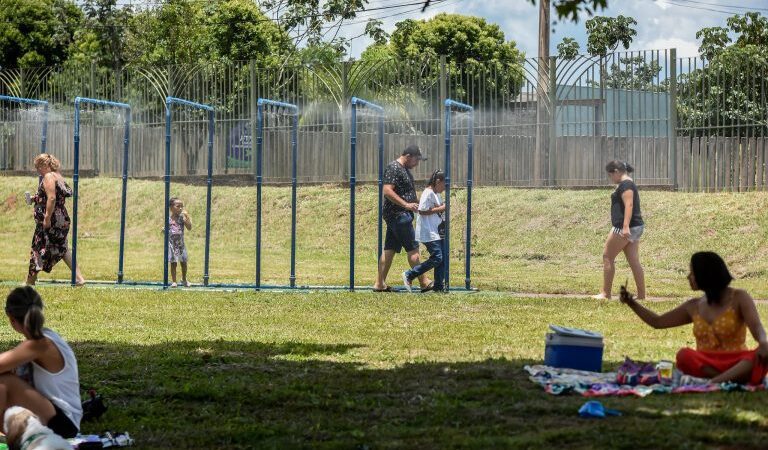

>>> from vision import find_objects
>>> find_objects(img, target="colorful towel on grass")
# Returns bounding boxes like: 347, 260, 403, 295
524, 364, 766, 397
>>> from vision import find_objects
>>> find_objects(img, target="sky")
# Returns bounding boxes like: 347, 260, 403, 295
341, 0, 767, 59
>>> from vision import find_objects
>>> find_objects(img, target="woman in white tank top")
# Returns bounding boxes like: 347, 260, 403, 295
0, 286, 81, 438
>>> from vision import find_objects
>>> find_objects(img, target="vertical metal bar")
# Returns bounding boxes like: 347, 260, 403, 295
41, 103, 48, 154
669, 48, 678, 189
376, 107, 384, 266
290, 110, 298, 288
377, 109, 384, 265
255, 101, 263, 289
163, 98, 171, 288
444, 102, 451, 291
117, 107, 131, 284
72, 98, 81, 287
549, 56, 557, 185
204, 109, 214, 286
465, 109, 473, 290
349, 99, 357, 291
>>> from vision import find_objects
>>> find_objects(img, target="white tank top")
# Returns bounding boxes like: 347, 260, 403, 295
31, 329, 82, 429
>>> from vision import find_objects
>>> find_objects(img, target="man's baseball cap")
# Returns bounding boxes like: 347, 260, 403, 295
402, 144, 427, 160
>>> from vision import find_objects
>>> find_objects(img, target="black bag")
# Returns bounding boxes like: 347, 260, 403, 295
437, 220, 446, 240
82, 389, 107, 422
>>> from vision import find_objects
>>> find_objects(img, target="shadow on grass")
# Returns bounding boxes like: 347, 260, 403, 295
73, 340, 768, 449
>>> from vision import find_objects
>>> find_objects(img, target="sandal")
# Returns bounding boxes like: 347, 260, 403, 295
420, 282, 434, 293
373, 286, 394, 292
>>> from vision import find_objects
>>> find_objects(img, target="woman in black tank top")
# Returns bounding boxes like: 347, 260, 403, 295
594, 160, 646, 300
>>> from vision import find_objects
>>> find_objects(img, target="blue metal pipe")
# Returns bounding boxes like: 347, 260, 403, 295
443, 103, 451, 291
72, 97, 131, 286
73, 100, 81, 287
0, 95, 48, 107
204, 109, 214, 286
166, 97, 214, 112
118, 107, 132, 283
165, 97, 215, 289
255, 103, 264, 289
443, 99, 474, 292
255, 98, 299, 289
164, 98, 172, 289
349, 102, 357, 291
466, 112, 474, 290
349, 97, 385, 291
290, 112, 298, 288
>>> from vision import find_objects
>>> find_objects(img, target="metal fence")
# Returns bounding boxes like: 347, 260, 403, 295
1, 50, 766, 190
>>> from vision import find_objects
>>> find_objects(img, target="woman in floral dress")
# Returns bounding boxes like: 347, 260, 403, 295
27, 154, 85, 285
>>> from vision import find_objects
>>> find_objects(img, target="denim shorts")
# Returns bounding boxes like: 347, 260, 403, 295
612, 225, 644, 242
384, 212, 419, 253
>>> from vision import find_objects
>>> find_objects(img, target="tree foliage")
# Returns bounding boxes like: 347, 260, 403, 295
679, 12, 768, 137
0, 0, 82, 68
557, 37, 580, 60
585, 15, 637, 57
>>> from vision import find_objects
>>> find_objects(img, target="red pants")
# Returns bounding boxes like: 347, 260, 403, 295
676, 347, 768, 385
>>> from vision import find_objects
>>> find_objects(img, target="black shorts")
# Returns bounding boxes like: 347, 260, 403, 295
384, 212, 419, 253
47, 403, 78, 439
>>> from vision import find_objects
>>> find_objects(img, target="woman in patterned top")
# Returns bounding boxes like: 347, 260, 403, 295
27, 154, 84, 286
620, 252, 768, 385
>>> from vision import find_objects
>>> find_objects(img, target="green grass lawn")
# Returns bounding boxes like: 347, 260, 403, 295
2, 176, 768, 448
2, 287, 761, 449
2, 176, 768, 298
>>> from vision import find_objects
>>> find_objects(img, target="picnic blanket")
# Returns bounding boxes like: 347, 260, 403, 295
524, 363, 767, 397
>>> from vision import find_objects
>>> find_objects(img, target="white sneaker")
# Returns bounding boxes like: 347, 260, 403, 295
182, 280, 191, 287
170, 282, 177, 288
402, 271, 413, 293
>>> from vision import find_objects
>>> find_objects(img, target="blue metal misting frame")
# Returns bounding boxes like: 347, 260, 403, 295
73, 97, 131, 286
0, 96, 49, 154
444, 99, 474, 291
349, 97, 385, 291
255, 98, 299, 289
164, 97, 215, 288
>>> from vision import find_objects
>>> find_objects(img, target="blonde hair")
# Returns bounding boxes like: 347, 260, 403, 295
33, 153, 61, 172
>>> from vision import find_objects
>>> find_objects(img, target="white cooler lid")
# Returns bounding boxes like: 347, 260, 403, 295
548, 325, 603, 340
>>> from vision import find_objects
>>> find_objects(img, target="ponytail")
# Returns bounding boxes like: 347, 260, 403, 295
427, 169, 445, 188
24, 305, 45, 340
605, 160, 634, 174
5, 286, 45, 340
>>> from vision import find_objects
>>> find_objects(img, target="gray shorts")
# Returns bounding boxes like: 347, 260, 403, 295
612, 225, 644, 242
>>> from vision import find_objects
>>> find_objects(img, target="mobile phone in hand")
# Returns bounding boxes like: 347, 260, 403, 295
24, 192, 32, 205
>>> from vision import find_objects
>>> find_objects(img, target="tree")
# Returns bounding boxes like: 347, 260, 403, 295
585, 15, 637, 58
422, 0, 608, 23
77, 0, 133, 69
557, 37, 580, 60
0, 0, 82, 68
385, 14, 524, 105
678, 12, 768, 137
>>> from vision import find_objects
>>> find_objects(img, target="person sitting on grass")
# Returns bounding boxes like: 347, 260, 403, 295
0, 286, 82, 438
620, 251, 768, 385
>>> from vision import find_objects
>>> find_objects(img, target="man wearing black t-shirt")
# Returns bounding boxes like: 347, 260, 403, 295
373, 144, 431, 292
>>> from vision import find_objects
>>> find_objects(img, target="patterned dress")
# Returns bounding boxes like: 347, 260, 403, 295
29, 178, 73, 276
168, 215, 188, 263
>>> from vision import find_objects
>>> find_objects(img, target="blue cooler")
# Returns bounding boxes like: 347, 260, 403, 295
544, 325, 604, 372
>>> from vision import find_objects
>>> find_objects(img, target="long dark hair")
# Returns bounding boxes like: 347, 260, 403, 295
5, 286, 45, 340
427, 169, 445, 188
605, 160, 634, 174
691, 251, 733, 305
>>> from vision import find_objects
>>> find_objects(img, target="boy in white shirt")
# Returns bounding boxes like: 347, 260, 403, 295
403, 170, 446, 292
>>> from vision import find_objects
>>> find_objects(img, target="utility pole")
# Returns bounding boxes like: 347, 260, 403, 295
535, 0, 551, 186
